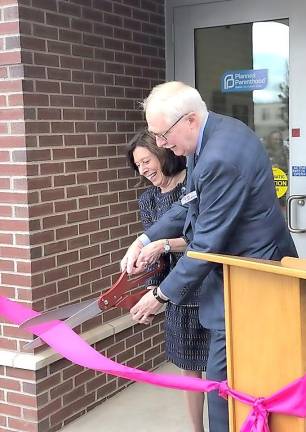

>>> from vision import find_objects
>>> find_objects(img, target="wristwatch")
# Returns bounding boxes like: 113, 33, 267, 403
163, 239, 171, 254
152, 286, 169, 304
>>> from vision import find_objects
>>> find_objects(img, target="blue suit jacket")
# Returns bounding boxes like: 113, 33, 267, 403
145, 112, 297, 330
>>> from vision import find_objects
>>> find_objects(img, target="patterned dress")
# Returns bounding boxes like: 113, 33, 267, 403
138, 179, 209, 370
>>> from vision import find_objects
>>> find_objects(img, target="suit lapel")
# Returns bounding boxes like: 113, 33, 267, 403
183, 112, 218, 237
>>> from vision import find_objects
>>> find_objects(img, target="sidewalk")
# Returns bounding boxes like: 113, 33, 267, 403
61, 363, 209, 432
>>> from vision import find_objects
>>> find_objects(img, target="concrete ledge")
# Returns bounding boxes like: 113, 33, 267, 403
0, 309, 164, 371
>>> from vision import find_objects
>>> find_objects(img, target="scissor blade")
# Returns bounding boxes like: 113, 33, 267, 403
23, 300, 101, 351
64, 299, 101, 329
19, 299, 94, 329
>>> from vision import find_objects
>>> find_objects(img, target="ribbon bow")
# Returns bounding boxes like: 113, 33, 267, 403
240, 398, 269, 432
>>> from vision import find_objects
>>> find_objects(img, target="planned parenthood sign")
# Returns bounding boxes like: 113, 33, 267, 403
221, 69, 268, 93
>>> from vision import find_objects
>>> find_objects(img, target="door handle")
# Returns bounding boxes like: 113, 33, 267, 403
287, 195, 306, 233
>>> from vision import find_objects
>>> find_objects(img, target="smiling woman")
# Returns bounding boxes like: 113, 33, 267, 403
126, 129, 210, 432
127, 129, 186, 192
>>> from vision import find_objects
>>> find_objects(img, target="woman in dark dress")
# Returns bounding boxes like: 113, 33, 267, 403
127, 130, 209, 432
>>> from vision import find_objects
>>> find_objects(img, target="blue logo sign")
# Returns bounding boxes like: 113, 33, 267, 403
221, 69, 268, 93
292, 166, 306, 176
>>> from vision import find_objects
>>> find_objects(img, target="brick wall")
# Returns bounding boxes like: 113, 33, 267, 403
0, 0, 166, 430
0, 0, 29, 354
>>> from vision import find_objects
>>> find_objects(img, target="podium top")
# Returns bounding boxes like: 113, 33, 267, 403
187, 251, 306, 280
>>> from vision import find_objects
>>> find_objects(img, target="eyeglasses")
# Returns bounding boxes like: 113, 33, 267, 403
148, 114, 187, 142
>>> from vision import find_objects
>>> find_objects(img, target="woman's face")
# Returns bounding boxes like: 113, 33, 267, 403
133, 146, 167, 188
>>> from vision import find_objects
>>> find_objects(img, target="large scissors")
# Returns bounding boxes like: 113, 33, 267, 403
20, 261, 164, 351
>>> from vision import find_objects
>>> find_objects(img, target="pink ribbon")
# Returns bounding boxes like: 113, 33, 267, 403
1, 295, 306, 432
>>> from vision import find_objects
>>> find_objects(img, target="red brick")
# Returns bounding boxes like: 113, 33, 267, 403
0, 177, 10, 189
68, 234, 89, 249
31, 256, 55, 272
0, 403, 21, 417
0, 123, 8, 133
0, 259, 14, 271
0, 377, 21, 391
78, 220, 99, 234
0, 205, 12, 217
30, 230, 54, 245
54, 199, 77, 213
23, 93, 49, 107
17, 261, 32, 273
40, 162, 64, 174
0, 21, 19, 34
22, 408, 38, 422
0, 219, 28, 231
15, 233, 30, 246
0, 79, 22, 93
39, 135, 63, 147
34, 52, 59, 67
0, 107, 23, 120
2, 273, 31, 287
29, 203, 53, 217
69, 260, 90, 276
45, 290, 68, 307
0, 163, 26, 175
56, 251, 78, 266
0, 286, 15, 297
26, 121, 50, 134
41, 188, 65, 202
0, 191, 27, 204
67, 210, 88, 223
0, 50, 21, 65
44, 240, 67, 256
57, 275, 79, 292
8, 418, 37, 432
37, 398, 62, 421
37, 108, 61, 120
7, 392, 36, 408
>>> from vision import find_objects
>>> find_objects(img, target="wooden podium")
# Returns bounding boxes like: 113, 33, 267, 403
187, 252, 306, 432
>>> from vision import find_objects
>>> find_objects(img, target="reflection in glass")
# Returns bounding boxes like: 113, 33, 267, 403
195, 20, 289, 210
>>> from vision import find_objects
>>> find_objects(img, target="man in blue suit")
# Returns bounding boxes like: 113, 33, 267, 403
121, 81, 297, 432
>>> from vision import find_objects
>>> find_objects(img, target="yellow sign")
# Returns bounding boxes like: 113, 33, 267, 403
272, 167, 288, 198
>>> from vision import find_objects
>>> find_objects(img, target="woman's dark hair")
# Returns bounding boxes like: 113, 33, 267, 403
127, 129, 186, 177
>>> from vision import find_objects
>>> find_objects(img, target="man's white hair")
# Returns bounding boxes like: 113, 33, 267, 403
142, 81, 207, 124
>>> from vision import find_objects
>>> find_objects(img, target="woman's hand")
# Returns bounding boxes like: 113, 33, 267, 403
121, 238, 145, 274
136, 240, 164, 267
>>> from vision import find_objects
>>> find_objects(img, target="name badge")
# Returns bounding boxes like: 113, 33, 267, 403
181, 190, 197, 205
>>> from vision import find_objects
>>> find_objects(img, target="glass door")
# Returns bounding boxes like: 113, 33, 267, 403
195, 19, 289, 212
171, 0, 306, 256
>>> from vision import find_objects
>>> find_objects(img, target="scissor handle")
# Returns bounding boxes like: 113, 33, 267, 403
115, 289, 147, 310
98, 260, 165, 311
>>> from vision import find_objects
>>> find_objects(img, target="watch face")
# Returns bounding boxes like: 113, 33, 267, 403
164, 244, 171, 253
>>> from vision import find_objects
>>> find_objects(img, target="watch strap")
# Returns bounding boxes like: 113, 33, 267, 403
163, 238, 171, 254
152, 286, 168, 304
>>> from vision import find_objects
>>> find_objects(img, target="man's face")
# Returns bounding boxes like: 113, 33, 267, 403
146, 111, 198, 156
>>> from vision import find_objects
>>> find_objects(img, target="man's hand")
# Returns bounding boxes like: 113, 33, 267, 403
130, 290, 163, 324
120, 238, 145, 274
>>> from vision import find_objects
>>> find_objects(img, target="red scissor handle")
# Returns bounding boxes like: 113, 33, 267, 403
114, 289, 148, 310
98, 260, 165, 311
